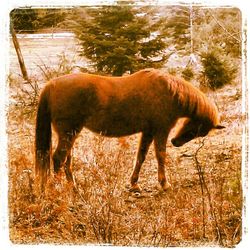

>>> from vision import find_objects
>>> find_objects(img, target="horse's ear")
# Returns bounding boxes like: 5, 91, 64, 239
214, 125, 225, 129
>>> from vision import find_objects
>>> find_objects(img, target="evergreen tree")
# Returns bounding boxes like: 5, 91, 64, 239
71, 3, 168, 76
10, 8, 39, 32
10, 8, 70, 33
162, 6, 191, 53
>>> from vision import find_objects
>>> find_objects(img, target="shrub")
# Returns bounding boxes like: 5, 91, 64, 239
181, 66, 194, 81
200, 51, 237, 90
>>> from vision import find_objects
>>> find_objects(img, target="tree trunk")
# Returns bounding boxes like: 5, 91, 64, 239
10, 24, 29, 81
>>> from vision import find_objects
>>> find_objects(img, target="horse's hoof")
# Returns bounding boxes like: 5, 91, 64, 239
129, 184, 141, 193
132, 192, 141, 198
161, 182, 172, 191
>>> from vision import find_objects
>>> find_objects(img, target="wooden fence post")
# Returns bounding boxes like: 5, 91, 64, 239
10, 23, 29, 82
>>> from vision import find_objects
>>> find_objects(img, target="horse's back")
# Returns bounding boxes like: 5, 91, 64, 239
48, 68, 161, 93
48, 69, 163, 109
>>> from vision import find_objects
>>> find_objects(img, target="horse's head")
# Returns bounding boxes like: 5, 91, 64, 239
171, 118, 225, 147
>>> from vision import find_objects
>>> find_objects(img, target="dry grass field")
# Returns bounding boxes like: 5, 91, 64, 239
7, 74, 243, 247
8, 36, 243, 247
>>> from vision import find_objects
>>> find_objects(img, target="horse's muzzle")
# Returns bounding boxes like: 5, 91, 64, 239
171, 138, 183, 147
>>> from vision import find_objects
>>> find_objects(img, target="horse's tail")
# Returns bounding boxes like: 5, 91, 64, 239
35, 84, 52, 190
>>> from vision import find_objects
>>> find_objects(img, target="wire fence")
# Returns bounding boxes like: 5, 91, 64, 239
13, 32, 75, 39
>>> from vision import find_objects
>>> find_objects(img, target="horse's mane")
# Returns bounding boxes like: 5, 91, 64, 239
148, 69, 220, 126
168, 75, 219, 126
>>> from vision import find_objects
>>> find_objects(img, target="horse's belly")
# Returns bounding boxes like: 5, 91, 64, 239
84, 112, 145, 137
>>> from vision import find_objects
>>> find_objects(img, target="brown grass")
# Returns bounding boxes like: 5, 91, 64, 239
8, 76, 243, 247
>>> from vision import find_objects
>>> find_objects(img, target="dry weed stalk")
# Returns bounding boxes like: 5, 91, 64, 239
71, 135, 126, 244
193, 138, 223, 246
35, 52, 77, 81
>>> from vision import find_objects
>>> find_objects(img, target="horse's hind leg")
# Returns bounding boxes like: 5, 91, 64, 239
130, 132, 153, 192
53, 130, 78, 182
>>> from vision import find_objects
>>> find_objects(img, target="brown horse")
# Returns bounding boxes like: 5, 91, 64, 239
35, 68, 224, 192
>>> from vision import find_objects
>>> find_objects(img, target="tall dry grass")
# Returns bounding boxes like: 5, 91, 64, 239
8, 74, 243, 247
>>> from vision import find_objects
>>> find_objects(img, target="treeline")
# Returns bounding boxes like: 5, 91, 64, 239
10, 4, 242, 89
10, 8, 71, 32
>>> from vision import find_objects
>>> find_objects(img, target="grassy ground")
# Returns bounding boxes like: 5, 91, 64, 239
7, 73, 243, 247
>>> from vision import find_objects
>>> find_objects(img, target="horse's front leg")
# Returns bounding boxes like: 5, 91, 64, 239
154, 133, 172, 191
130, 132, 153, 192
